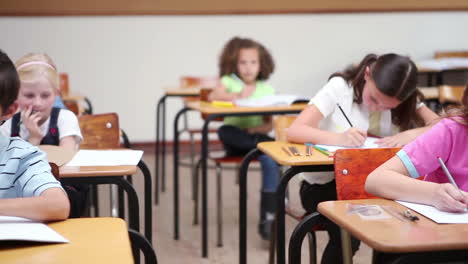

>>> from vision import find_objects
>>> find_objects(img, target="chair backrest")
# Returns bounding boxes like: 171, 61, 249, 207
439, 85, 467, 105
49, 162, 60, 180
63, 99, 81, 116
273, 115, 296, 141
434, 50, 468, 59
59, 73, 70, 97
78, 113, 120, 149
334, 148, 400, 200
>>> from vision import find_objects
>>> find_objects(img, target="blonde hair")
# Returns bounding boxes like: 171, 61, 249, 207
15, 53, 59, 93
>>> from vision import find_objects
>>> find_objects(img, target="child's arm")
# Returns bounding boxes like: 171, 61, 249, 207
0, 188, 70, 221
60, 136, 79, 152
247, 116, 273, 134
208, 83, 255, 102
365, 156, 468, 213
376, 105, 439, 147
287, 104, 367, 147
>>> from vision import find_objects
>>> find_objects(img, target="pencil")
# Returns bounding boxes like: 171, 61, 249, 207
281, 146, 292, 157
437, 157, 460, 189
336, 103, 353, 127
311, 145, 330, 157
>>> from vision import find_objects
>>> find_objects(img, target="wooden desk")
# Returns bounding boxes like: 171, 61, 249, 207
173, 102, 307, 258
238, 141, 333, 264
155, 87, 201, 205
59, 165, 141, 240
438, 85, 466, 104
417, 59, 468, 86
419, 86, 439, 100
316, 199, 468, 263
0, 217, 133, 264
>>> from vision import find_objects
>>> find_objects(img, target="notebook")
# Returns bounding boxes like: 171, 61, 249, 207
0, 216, 69, 243
397, 201, 468, 224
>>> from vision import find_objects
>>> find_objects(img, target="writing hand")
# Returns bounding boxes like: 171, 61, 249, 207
339, 128, 367, 147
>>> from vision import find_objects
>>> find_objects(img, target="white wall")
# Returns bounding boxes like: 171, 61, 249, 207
1, 12, 468, 142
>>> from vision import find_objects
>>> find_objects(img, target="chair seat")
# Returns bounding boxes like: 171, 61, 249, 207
208, 150, 258, 163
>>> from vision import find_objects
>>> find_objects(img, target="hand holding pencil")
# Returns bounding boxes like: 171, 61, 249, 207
339, 128, 367, 147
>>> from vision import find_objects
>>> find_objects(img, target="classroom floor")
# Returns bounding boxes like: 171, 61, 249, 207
100, 150, 373, 263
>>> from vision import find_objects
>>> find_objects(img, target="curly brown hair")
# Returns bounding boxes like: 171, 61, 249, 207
218, 37, 274, 81
330, 53, 423, 131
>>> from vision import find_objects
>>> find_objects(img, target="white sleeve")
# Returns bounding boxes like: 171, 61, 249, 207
0, 119, 12, 137
309, 77, 349, 118
57, 109, 83, 143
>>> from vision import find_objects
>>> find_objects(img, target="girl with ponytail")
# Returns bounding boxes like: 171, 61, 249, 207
287, 53, 438, 264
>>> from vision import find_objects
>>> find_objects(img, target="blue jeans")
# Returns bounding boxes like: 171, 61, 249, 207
217, 125, 279, 192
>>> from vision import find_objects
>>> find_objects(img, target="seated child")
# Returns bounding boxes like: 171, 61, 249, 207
0, 52, 86, 218
0, 49, 69, 221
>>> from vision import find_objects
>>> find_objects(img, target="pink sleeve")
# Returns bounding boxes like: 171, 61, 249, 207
400, 119, 453, 177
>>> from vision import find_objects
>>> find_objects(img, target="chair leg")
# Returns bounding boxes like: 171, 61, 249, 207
307, 231, 317, 264
268, 218, 277, 264
129, 228, 158, 264
216, 162, 223, 247
193, 159, 202, 226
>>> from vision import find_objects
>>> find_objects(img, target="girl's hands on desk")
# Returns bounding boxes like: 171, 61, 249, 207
376, 130, 417, 147
21, 105, 44, 145
432, 183, 468, 213
338, 128, 367, 147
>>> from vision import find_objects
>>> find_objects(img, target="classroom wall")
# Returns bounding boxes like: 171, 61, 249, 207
1, 12, 468, 142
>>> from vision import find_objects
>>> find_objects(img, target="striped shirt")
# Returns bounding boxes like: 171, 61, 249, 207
0, 136, 62, 198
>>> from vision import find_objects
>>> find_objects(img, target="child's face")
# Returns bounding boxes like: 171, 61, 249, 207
17, 76, 57, 124
237, 48, 260, 84
362, 67, 401, 112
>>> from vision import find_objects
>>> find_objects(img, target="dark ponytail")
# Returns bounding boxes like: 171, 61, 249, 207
331, 53, 423, 131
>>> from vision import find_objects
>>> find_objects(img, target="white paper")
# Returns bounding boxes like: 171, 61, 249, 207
314, 137, 380, 152
397, 201, 468, 224
66, 149, 143, 166
235, 94, 309, 107
0, 216, 69, 243
418, 58, 468, 71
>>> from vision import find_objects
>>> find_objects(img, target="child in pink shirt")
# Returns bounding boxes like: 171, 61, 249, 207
366, 87, 468, 213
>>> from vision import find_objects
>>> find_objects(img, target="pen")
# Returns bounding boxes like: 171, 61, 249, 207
336, 103, 353, 127
402, 209, 419, 221
437, 157, 459, 189
437, 156, 465, 200
281, 146, 292, 157
305, 143, 312, 156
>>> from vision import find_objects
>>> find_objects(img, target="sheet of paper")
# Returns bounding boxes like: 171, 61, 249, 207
0, 216, 69, 243
66, 149, 143, 166
235, 94, 308, 107
314, 137, 380, 152
397, 201, 468, 224
418, 58, 468, 71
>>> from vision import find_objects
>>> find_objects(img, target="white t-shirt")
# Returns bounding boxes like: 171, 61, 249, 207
0, 109, 83, 144
302, 76, 422, 184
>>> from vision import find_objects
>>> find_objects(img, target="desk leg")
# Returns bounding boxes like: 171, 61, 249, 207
276, 165, 334, 264
173, 107, 190, 240
62, 176, 140, 232
239, 148, 262, 264
200, 115, 219, 258
162, 95, 167, 192
138, 160, 153, 244
155, 95, 167, 204
340, 228, 353, 264
288, 212, 324, 264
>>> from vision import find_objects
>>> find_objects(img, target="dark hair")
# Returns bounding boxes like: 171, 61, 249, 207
218, 37, 274, 80
0, 50, 20, 113
446, 86, 468, 125
330, 53, 423, 131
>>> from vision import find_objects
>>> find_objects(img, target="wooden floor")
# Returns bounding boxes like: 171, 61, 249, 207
98, 151, 373, 263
